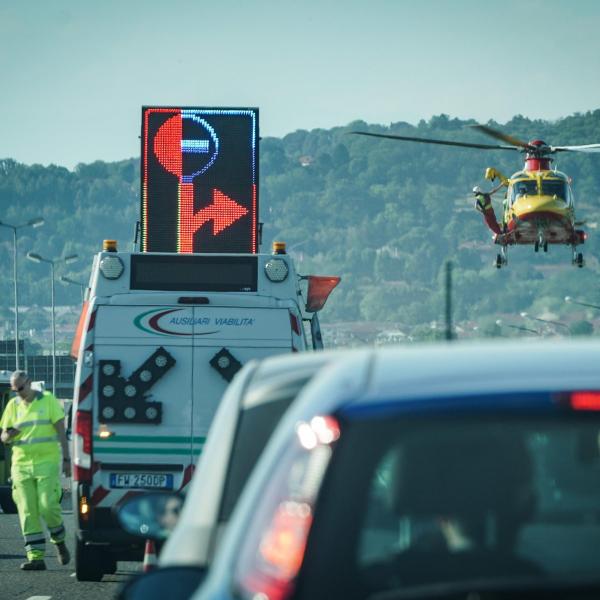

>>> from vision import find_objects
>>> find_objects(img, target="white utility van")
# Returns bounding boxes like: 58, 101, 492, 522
70, 241, 338, 581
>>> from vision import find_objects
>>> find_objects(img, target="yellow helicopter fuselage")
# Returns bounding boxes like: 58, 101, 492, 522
501, 169, 579, 246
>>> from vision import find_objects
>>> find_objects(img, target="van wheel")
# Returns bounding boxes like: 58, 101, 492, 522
75, 538, 105, 581
103, 552, 117, 574
0, 489, 17, 514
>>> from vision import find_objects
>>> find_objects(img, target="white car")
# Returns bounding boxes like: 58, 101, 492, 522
116, 350, 343, 599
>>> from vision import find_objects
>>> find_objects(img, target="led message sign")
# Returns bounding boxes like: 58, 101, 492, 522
141, 107, 258, 253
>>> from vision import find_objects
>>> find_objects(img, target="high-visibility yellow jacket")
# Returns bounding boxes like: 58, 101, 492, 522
0, 391, 64, 466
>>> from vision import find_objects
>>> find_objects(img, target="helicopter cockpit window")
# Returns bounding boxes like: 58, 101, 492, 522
511, 180, 538, 203
541, 179, 567, 201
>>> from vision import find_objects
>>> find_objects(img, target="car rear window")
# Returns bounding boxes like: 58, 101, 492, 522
218, 377, 311, 521
299, 412, 600, 599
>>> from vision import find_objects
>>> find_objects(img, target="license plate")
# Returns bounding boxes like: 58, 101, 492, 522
109, 473, 174, 490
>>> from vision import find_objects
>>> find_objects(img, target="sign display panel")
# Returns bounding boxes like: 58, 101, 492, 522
130, 254, 258, 292
141, 107, 258, 253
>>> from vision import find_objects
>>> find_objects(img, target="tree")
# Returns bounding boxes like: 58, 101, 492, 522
569, 320, 594, 336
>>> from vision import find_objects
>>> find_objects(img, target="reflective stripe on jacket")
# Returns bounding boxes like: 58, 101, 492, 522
0, 391, 64, 466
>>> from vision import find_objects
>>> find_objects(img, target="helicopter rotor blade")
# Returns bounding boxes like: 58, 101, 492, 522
351, 131, 517, 151
470, 124, 532, 149
551, 144, 600, 153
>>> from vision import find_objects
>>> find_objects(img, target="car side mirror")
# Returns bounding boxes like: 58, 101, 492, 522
114, 491, 184, 541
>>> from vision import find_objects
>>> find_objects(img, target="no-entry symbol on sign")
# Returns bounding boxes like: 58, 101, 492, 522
141, 107, 259, 253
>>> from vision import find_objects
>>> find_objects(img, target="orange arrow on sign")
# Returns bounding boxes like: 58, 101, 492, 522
179, 186, 249, 253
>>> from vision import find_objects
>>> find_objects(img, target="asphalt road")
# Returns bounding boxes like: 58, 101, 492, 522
0, 499, 141, 600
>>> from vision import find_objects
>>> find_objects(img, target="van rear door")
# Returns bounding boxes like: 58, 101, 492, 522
92, 304, 196, 507
190, 306, 293, 445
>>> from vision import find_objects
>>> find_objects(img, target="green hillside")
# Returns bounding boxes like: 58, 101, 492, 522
2, 110, 600, 342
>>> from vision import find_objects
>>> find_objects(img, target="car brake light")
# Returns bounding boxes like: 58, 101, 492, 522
74, 410, 92, 482
297, 416, 341, 449
259, 501, 313, 579
240, 502, 313, 600
571, 391, 600, 411
235, 416, 340, 600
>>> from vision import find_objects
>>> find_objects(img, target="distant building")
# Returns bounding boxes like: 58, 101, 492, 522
299, 155, 314, 167
0, 338, 75, 399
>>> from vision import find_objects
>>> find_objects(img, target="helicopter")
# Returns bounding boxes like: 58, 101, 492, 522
352, 124, 600, 268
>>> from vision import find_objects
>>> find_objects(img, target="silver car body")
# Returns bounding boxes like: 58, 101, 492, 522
196, 339, 600, 599
159, 350, 344, 567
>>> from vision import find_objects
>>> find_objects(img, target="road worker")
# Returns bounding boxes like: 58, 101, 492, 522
0, 370, 71, 570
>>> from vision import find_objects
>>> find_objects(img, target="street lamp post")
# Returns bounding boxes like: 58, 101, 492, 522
495, 319, 540, 335
520, 312, 570, 336
27, 252, 78, 395
0, 218, 45, 370
60, 275, 87, 303
564, 296, 600, 311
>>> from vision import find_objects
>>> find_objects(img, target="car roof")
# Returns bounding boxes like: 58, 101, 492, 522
241, 348, 354, 409
363, 338, 600, 403
281, 339, 600, 421
196, 339, 600, 592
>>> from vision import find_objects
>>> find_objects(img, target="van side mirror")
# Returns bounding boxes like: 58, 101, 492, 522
304, 276, 340, 313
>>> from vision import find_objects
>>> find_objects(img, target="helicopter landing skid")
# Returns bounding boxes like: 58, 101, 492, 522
572, 246, 585, 268
534, 231, 548, 253
495, 246, 508, 269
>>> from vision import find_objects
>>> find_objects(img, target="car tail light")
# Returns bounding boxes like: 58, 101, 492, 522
259, 501, 313, 579
571, 391, 600, 411
73, 410, 92, 482
235, 416, 340, 600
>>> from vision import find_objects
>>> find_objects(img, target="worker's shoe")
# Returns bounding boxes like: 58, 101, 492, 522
20, 559, 47, 571
56, 542, 71, 565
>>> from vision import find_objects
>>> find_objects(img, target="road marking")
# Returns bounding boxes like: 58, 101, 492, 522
26, 596, 52, 600
70, 572, 76, 577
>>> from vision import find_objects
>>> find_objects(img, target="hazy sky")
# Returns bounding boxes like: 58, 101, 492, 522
2, 0, 600, 170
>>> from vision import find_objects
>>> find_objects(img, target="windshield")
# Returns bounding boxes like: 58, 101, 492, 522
541, 179, 568, 201
299, 410, 600, 599
511, 180, 538, 203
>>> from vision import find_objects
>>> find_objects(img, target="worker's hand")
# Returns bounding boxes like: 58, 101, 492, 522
62, 458, 72, 477
1, 428, 20, 444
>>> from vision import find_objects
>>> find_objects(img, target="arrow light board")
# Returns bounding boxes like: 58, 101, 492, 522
141, 107, 258, 253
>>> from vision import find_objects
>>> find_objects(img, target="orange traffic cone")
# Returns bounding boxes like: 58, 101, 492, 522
142, 539, 158, 572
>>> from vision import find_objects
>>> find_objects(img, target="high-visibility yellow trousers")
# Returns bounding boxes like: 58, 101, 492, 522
11, 461, 65, 560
